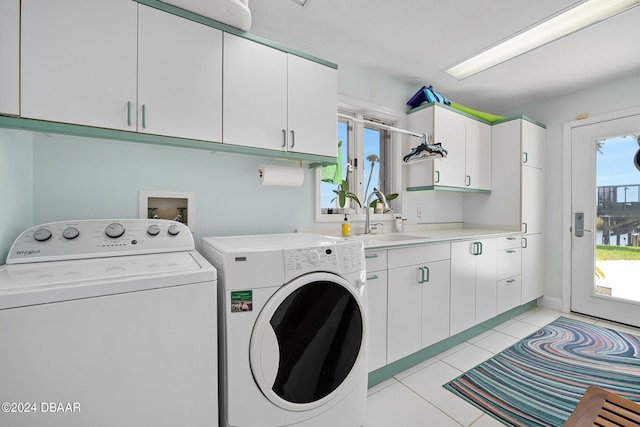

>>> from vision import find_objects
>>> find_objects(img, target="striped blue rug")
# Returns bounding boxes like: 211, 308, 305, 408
444, 316, 640, 426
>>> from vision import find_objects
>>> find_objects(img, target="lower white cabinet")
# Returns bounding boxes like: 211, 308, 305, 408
364, 250, 388, 372
496, 236, 522, 314
387, 243, 450, 363
522, 233, 544, 303
451, 238, 498, 334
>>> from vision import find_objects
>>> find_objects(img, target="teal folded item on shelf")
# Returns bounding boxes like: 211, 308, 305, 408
321, 141, 342, 184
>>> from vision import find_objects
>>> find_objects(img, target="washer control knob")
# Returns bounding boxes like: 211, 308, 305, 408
167, 224, 180, 236
33, 228, 52, 242
307, 249, 320, 264
147, 224, 161, 236
62, 227, 80, 240
105, 223, 125, 239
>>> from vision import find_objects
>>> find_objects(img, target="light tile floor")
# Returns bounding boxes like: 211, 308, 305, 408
365, 307, 640, 427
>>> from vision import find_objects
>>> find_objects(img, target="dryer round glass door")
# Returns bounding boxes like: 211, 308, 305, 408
249, 272, 364, 412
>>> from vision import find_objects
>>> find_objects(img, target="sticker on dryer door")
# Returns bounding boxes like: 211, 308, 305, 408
230, 290, 253, 313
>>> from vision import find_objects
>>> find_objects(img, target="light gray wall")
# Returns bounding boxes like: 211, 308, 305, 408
0, 129, 34, 262
501, 71, 640, 303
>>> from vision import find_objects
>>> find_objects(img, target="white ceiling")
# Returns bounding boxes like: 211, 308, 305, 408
248, 0, 640, 113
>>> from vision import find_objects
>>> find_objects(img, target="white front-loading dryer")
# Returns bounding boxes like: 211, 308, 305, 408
200, 233, 367, 427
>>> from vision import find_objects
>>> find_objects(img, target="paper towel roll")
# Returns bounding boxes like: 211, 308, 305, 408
258, 164, 304, 187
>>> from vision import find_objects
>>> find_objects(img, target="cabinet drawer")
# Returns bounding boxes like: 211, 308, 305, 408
388, 243, 450, 269
497, 247, 522, 280
365, 250, 387, 272
497, 236, 521, 250
497, 275, 522, 314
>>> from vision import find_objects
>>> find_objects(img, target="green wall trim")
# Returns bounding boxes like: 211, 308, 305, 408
134, 0, 338, 69
406, 185, 491, 194
367, 300, 538, 388
0, 116, 337, 164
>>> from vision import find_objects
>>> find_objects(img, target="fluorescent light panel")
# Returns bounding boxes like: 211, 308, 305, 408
446, 0, 640, 80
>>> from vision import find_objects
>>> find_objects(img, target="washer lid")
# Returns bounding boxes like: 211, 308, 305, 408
0, 251, 215, 309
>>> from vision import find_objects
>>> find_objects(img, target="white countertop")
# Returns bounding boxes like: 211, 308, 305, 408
349, 228, 521, 249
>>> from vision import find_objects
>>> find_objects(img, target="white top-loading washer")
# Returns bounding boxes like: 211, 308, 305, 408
201, 232, 367, 427
0, 219, 218, 427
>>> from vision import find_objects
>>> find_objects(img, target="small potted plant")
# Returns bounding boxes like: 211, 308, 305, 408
332, 179, 361, 213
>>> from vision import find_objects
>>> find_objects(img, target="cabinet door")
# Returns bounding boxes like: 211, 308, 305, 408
387, 265, 423, 363
0, 0, 19, 115
21, 0, 138, 130
522, 165, 544, 234
475, 238, 498, 324
450, 241, 477, 335
366, 271, 387, 371
137, 6, 222, 142
521, 233, 543, 303
522, 120, 545, 169
433, 106, 466, 188
465, 118, 492, 191
287, 55, 337, 157
421, 259, 450, 348
223, 33, 287, 150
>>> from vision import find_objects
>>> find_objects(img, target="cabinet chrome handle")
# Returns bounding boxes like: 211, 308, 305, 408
507, 279, 516, 284
522, 237, 528, 248
127, 101, 132, 127
418, 266, 429, 284
365, 253, 379, 259
507, 237, 516, 241
367, 274, 379, 281
466, 175, 471, 187
507, 250, 516, 254
282, 129, 287, 148
523, 152, 528, 164
290, 130, 295, 148
435, 170, 440, 183
142, 104, 146, 129
523, 223, 528, 233
471, 241, 483, 255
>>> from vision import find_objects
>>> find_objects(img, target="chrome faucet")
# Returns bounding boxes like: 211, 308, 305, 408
364, 189, 391, 234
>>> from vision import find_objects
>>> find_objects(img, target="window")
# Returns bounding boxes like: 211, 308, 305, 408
317, 104, 403, 221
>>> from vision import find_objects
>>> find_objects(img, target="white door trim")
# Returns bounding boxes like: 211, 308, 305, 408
561, 106, 640, 314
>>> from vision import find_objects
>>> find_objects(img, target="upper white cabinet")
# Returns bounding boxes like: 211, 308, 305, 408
0, 0, 20, 116
223, 33, 337, 157
21, 0, 139, 130
137, 5, 222, 141
21, 1, 223, 141
406, 104, 491, 191
465, 118, 492, 191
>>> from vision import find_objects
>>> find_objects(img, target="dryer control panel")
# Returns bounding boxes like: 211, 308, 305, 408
283, 240, 365, 281
7, 219, 194, 264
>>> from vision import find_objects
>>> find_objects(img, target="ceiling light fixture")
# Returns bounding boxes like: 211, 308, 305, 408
445, 0, 640, 80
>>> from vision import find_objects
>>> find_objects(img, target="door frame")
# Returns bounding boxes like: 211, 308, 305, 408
561, 106, 640, 314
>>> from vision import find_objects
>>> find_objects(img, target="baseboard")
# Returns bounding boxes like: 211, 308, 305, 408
538, 295, 562, 311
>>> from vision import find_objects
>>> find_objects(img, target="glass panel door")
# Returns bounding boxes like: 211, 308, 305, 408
570, 113, 640, 326
595, 134, 640, 302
